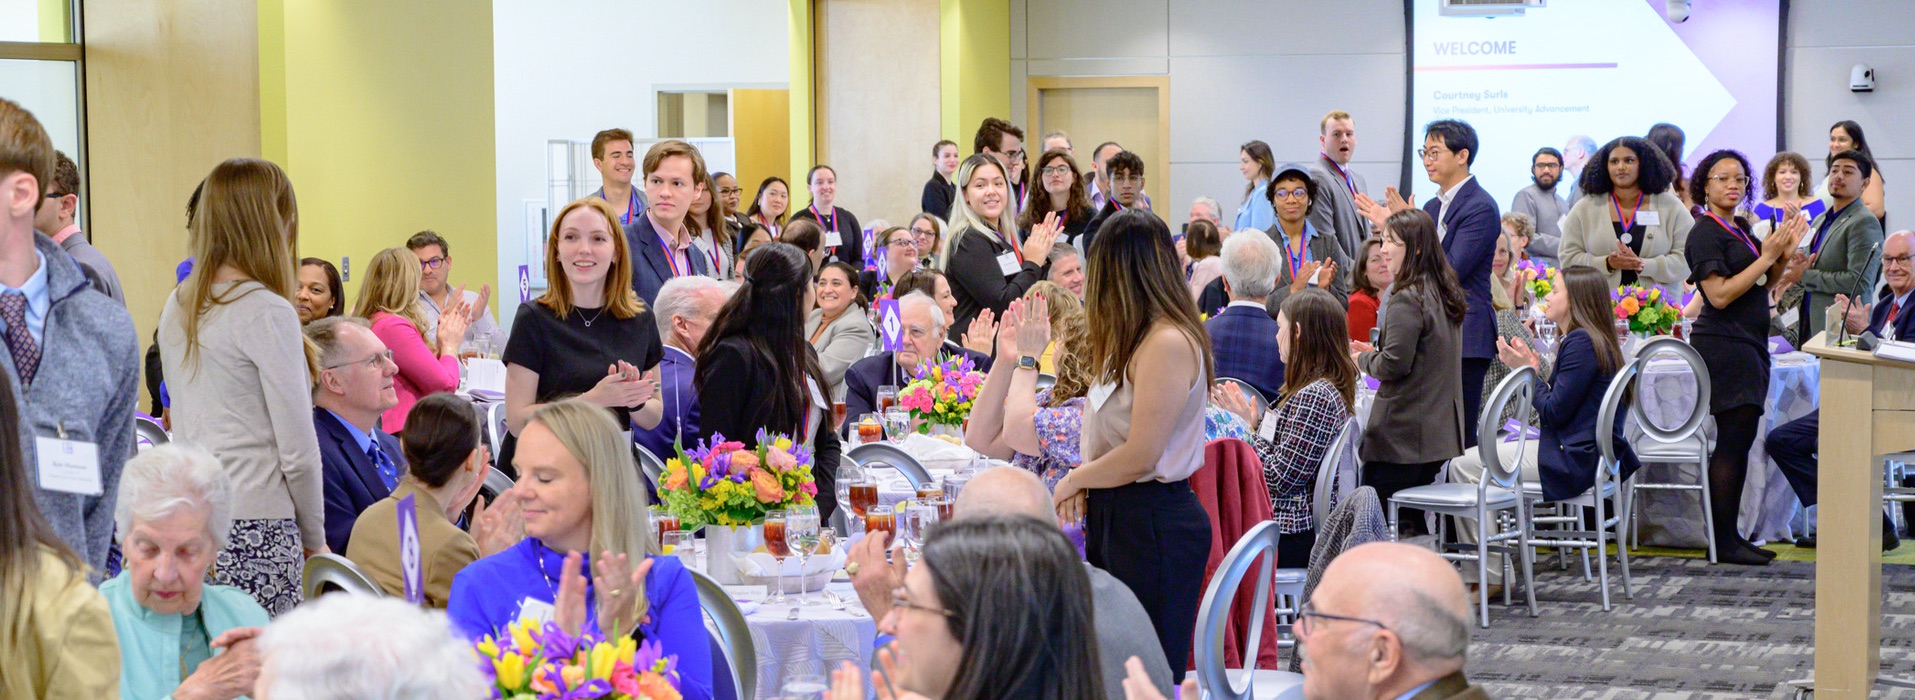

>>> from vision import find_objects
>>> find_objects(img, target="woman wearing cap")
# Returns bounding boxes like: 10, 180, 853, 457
1265, 163, 1351, 310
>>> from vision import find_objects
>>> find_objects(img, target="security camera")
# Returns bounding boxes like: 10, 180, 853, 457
1666, 0, 1691, 22
1852, 64, 1876, 92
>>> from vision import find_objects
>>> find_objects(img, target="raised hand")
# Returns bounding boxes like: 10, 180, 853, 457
1496, 336, 1538, 370
996, 299, 1023, 359
467, 284, 493, 324
1355, 193, 1391, 229
846, 533, 905, 619
436, 284, 474, 354
1022, 212, 1060, 265
585, 364, 651, 409
1209, 381, 1260, 427
592, 551, 655, 635
1290, 261, 1323, 293
553, 551, 590, 636
1013, 294, 1051, 359
473, 486, 525, 557
1316, 259, 1339, 287
1384, 186, 1414, 213
962, 308, 997, 355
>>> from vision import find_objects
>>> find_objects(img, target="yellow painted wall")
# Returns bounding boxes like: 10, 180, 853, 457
733, 88, 791, 203
789, 0, 815, 188
257, 0, 497, 305
939, 0, 1011, 145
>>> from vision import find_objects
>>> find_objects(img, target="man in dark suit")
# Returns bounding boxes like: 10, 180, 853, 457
1205, 231, 1285, 402
843, 292, 992, 434
1768, 230, 1915, 550
1299, 542, 1490, 700
625, 139, 713, 305
1400, 119, 1500, 448
307, 317, 405, 554
635, 275, 735, 458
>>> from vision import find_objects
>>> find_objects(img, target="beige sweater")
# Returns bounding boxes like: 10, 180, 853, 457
1558, 190, 1694, 290
159, 281, 324, 548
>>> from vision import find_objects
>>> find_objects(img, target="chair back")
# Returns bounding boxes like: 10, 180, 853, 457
300, 553, 385, 600
484, 466, 515, 498
847, 442, 931, 489
1035, 372, 1057, 391
1311, 416, 1362, 530
689, 568, 756, 700
484, 402, 507, 461
1630, 337, 1709, 444
1195, 520, 1281, 699
1477, 366, 1537, 494
634, 443, 667, 491
134, 414, 169, 452
1216, 377, 1269, 408
1597, 357, 1646, 481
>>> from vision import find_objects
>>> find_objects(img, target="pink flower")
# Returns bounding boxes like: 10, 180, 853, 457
765, 448, 797, 472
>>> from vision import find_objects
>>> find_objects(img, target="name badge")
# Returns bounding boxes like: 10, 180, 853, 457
517, 597, 556, 626
1637, 210, 1661, 227
35, 436, 101, 496
825, 230, 845, 248
1087, 383, 1116, 412
807, 377, 829, 411
996, 252, 1022, 276
1258, 411, 1278, 442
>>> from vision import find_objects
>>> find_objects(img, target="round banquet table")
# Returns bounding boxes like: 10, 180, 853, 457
732, 581, 879, 700
1630, 351, 1820, 546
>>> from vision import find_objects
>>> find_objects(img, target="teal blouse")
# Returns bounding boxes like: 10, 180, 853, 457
102, 570, 271, 700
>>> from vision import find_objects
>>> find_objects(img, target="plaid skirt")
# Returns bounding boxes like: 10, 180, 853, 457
209, 518, 304, 617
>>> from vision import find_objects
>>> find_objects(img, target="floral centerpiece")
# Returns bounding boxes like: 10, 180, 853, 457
475, 619, 682, 700
897, 354, 985, 431
1518, 260, 1557, 300
658, 430, 818, 529
1613, 285, 1681, 335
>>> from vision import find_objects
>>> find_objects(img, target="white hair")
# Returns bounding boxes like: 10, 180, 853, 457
115, 444, 234, 550
256, 596, 486, 700
653, 274, 736, 338
1192, 196, 1223, 221
896, 291, 946, 330
1221, 230, 1282, 300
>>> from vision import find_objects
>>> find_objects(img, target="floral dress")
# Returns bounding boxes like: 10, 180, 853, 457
1016, 388, 1085, 490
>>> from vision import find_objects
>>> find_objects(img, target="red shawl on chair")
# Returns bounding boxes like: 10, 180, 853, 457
1190, 437, 1281, 671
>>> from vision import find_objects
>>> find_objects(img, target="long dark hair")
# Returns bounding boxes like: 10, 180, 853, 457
1382, 209, 1467, 325
921, 516, 1105, 700
1828, 120, 1876, 169
1279, 288, 1358, 412
0, 366, 77, 589
696, 242, 826, 438
746, 176, 789, 225
1645, 122, 1687, 191
1084, 209, 1214, 385
816, 261, 868, 312
1578, 136, 1677, 197
1019, 149, 1093, 233
299, 257, 346, 318
1241, 139, 1276, 199
1557, 266, 1625, 375
402, 393, 483, 489
892, 268, 945, 300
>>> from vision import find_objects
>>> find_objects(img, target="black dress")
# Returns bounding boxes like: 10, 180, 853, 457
697, 336, 844, 520
1685, 215, 1770, 413
1613, 221, 1648, 287
499, 301, 663, 472
789, 205, 864, 268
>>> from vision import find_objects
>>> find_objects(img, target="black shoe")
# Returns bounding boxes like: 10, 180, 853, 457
1793, 535, 1817, 548
1751, 543, 1778, 560
1717, 543, 1772, 566
1885, 516, 1901, 552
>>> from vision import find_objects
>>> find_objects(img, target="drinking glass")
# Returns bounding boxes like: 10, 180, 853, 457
832, 401, 848, 431
901, 501, 939, 564
837, 463, 869, 532
865, 503, 899, 544
781, 674, 829, 698
915, 483, 945, 503
883, 408, 911, 443
764, 510, 790, 605
877, 385, 898, 413
942, 472, 972, 503
649, 507, 681, 551
662, 530, 698, 571
855, 413, 883, 446
786, 505, 821, 603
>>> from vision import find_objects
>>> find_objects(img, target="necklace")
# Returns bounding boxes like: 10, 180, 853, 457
579, 306, 607, 327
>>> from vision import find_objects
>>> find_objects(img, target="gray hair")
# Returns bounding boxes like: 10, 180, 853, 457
1192, 196, 1223, 222
653, 275, 736, 338
114, 444, 234, 550
305, 315, 374, 367
1048, 242, 1082, 267
897, 291, 946, 329
1390, 588, 1471, 665
1221, 230, 1282, 299
257, 596, 486, 699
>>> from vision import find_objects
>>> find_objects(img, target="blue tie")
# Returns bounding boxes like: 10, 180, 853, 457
367, 439, 400, 491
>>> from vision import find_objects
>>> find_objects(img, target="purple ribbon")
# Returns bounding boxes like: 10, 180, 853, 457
1499, 419, 1541, 443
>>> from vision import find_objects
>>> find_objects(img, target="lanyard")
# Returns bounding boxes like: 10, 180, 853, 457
703, 240, 721, 273
811, 205, 837, 239
1611, 192, 1644, 233
659, 232, 684, 277
1705, 211, 1758, 257
1281, 227, 1311, 279
1321, 153, 1357, 197
608, 188, 639, 226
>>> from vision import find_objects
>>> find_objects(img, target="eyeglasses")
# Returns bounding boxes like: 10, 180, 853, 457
1271, 188, 1309, 200
1002, 149, 1025, 163
1040, 165, 1074, 177
1886, 254, 1913, 267
911, 227, 937, 238
718, 187, 744, 196
1533, 162, 1562, 170
420, 256, 447, 271
887, 237, 918, 248
1416, 147, 1450, 162
890, 588, 955, 618
1708, 175, 1750, 186
1296, 601, 1388, 637
44, 191, 66, 199
322, 349, 395, 372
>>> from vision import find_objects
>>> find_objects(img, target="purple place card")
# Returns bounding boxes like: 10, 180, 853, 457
1769, 335, 1794, 355
397, 494, 424, 604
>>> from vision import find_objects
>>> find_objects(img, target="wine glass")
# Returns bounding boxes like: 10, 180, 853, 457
781, 674, 829, 698
900, 500, 939, 564
883, 408, 911, 443
786, 505, 821, 603
764, 509, 790, 605
837, 463, 869, 533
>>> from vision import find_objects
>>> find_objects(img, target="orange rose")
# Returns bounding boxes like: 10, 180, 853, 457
663, 464, 688, 491
750, 468, 784, 503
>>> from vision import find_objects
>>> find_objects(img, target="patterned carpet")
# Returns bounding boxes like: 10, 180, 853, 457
1465, 555, 1915, 699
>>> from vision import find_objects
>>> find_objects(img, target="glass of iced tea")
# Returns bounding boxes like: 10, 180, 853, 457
932, 497, 954, 522
877, 385, 898, 412
915, 485, 944, 502
763, 509, 790, 604
856, 414, 882, 445
649, 507, 681, 550
833, 401, 848, 431
864, 503, 898, 542
849, 481, 880, 520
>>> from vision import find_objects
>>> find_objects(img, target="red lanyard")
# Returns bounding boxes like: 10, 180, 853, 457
1705, 211, 1758, 256
1282, 228, 1308, 278
811, 205, 836, 234
1611, 192, 1644, 233
612, 188, 639, 226
659, 233, 684, 277
1322, 153, 1358, 197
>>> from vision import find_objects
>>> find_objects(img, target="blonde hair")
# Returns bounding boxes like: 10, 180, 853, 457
1491, 216, 1526, 311
353, 248, 430, 345
1024, 282, 1092, 404
538, 198, 646, 320
1320, 110, 1353, 133
526, 400, 656, 636
179, 158, 303, 369
939, 154, 1015, 268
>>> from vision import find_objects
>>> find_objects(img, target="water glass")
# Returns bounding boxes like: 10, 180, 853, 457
764, 510, 790, 604
662, 530, 698, 571
883, 408, 911, 443
781, 674, 829, 698
786, 505, 821, 602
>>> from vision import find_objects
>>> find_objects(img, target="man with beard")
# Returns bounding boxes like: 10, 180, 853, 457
1510, 147, 1569, 265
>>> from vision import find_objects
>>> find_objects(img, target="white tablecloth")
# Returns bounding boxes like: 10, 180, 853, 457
1631, 352, 1820, 546
734, 581, 878, 699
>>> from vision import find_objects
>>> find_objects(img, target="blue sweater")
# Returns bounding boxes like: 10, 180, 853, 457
447, 538, 713, 700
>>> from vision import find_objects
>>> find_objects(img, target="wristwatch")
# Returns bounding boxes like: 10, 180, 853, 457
1016, 355, 1040, 371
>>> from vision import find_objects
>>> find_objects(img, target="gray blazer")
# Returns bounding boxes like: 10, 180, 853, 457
57, 231, 124, 304
806, 307, 876, 400
1265, 223, 1351, 311
1799, 200, 1885, 339
1309, 154, 1370, 263
1357, 287, 1463, 464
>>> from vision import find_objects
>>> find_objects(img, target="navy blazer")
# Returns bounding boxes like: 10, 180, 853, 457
1422, 178, 1500, 359
1205, 304, 1285, 402
625, 214, 711, 306
1532, 329, 1640, 502
1870, 286, 1915, 340
317, 408, 405, 553
842, 348, 993, 437
635, 346, 700, 458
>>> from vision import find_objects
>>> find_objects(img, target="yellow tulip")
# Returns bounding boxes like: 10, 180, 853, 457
590, 643, 617, 679
510, 622, 536, 654
476, 636, 499, 658
494, 653, 527, 688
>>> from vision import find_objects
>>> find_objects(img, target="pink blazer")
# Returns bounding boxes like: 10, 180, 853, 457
369, 312, 460, 433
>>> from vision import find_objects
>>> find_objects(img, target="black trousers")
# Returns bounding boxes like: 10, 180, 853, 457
1277, 528, 1316, 569
1462, 357, 1492, 449
1768, 410, 1820, 507
1362, 460, 1447, 535
1086, 480, 1212, 683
